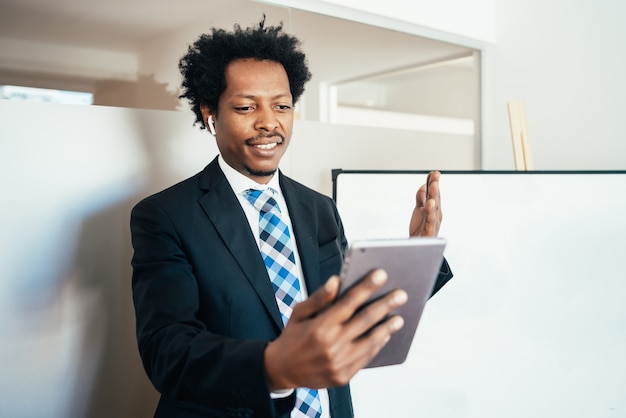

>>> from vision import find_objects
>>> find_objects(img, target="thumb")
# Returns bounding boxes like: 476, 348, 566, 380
291, 276, 340, 320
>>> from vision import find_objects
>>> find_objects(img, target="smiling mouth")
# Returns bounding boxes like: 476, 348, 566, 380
247, 134, 284, 150
254, 143, 278, 150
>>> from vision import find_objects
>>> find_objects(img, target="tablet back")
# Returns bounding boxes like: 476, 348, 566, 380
340, 237, 446, 368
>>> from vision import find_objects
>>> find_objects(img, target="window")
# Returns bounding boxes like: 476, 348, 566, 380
0, 85, 93, 105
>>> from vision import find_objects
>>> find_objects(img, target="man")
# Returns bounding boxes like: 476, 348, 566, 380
130, 18, 452, 418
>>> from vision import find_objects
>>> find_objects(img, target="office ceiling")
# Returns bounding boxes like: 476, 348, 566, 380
0, 0, 476, 107
0, 0, 471, 61
0, 0, 246, 51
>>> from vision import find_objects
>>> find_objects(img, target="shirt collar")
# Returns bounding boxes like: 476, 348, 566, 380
218, 155, 282, 196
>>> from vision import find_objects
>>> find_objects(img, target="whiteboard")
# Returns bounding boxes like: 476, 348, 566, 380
334, 170, 626, 418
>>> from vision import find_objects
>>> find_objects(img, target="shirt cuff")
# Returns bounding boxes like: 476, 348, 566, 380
270, 388, 295, 399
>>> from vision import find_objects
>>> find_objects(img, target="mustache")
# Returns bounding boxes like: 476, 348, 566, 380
246, 132, 285, 143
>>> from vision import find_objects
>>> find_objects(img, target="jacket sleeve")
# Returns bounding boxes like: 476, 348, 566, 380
430, 256, 453, 297
130, 196, 284, 417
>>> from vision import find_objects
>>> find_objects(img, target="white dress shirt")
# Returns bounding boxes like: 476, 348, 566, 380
218, 156, 331, 418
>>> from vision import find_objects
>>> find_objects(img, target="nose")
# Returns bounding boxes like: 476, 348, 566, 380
254, 106, 278, 132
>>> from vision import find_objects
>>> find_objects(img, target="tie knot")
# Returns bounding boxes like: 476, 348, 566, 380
245, 188, 280, 214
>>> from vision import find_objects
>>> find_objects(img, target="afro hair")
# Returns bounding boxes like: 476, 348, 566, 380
179, 16, 312, 129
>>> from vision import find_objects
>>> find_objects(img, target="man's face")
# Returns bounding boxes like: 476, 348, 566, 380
203, 58, 294, 184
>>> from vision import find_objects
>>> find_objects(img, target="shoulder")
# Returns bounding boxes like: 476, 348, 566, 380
133, 171, 203, 212
279, 173, 343, 230
279, 174, 334, 205
133, 158, 224, 212
133, 157, 224, 210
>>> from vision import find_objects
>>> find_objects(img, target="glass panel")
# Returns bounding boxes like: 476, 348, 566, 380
0, 85, 93, 105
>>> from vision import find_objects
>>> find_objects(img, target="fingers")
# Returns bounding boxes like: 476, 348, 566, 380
423, 198, 440, 236
326, 313, 405, 378
318, 270, 408, 379
426, 170, 441, 204
332, 270, 408, 342
346, 290, 407, 342
425, 171, 442, 235
292, 269, 400, 330
328, 269, 387, 323
417, 171, 441, 208
268, 270, 408, 390
350, 313, 405, 361
410, 171, 443, 237
291, 275, 340, 321
416, 183, 427, 208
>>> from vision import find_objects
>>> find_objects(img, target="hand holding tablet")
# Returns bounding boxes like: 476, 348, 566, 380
339, 237, 446, 368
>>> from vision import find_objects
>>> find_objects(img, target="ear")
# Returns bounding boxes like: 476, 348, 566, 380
200, 105, 212, 129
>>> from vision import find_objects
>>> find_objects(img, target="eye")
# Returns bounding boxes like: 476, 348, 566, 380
234, 105, 255, 112
276, 104, 292, 111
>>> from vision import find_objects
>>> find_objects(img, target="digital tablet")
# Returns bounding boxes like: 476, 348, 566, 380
338, 237, 446, 368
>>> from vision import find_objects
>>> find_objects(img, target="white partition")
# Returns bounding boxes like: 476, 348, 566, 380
0, 101, 217, 418
2, 98, 622, 417
334, 170, 626, 418
0, 100, 474, 417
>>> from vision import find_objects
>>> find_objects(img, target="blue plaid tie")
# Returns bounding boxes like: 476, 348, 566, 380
245, 188, 323, 418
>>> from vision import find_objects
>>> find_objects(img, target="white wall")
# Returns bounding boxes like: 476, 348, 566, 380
2, 0, 624, 170
483, 0, 626, 169
282, 0, 626, 169
383, 64, 477, 119
0, 38, 137, 107
0, 38, 138, 84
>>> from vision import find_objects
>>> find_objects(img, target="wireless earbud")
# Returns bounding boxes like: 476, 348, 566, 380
208, 115, 216, 135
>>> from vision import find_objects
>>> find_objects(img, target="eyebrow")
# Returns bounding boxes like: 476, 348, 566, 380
233, 93, 292, 100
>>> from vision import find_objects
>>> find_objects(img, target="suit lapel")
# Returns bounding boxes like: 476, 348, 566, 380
197, 159, 284, 330
280, 174, 323, 294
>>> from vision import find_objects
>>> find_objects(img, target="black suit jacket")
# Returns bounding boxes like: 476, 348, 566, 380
130, 157, 452, 418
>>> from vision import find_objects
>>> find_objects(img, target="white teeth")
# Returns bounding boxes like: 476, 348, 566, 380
255, 143, 277, 150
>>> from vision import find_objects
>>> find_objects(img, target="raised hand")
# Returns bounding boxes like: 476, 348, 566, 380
409, 171, 443, 237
